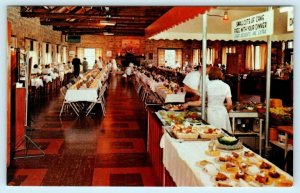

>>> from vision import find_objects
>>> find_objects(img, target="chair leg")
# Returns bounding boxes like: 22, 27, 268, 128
86, 103, 96, 116
59, 103, 65, 117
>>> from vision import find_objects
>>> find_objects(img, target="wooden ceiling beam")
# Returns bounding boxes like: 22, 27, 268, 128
21, 12, 160, 20
62, 31, 145, 36
54, 26, 145, 31
40, 21, 148, 27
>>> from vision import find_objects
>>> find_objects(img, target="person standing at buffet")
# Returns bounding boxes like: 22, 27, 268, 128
72, 55, 81, 78
82, 57, 89, 73
182, 64, 211, 104
206, 66, 232, 132
97, 56, 103, 70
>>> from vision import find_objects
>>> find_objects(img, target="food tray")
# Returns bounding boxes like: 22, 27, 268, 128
173, 131, 199, 139
196, 125, 223, 139
162, 104, 185, 111
163, 126, 209, 141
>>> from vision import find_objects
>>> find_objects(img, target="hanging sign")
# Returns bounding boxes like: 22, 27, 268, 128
232, 10, 274, 39
287, 10, 294, 31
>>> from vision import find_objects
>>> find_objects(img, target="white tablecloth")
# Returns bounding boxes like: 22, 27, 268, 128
65, 88, 98, 102
42, 75, 52, 83
160, 132, 293, 186
31, 78, 44, 88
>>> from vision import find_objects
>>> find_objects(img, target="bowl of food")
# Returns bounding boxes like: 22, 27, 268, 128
216, 136, 243, 150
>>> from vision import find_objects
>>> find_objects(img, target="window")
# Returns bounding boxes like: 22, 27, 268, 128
193, 48, 217, 67
157, 48, 182, 68
84, 48, 96, 70
25, 39, 38, 67
42, 43, 52, 65
245, 44, 267, 71
221, 46, 236, 65
254, 45, 260, 70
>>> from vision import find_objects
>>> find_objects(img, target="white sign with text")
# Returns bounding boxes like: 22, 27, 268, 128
232, 10, 274, 39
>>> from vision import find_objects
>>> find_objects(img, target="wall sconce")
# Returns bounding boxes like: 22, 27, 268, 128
223, 11, 229, 20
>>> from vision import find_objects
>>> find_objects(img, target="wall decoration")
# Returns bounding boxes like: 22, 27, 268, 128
69, 50, 75, 57
121, 39, 141, 55
106, 50, 112, 57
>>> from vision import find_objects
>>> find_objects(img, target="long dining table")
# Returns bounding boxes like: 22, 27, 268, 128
64, 68, 108, 115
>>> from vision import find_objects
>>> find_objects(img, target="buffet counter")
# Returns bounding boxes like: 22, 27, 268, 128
147, 106, 293, 187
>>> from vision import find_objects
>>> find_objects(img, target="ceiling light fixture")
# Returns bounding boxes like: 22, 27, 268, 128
99, 20, 116, 26
208, 11, 229, 21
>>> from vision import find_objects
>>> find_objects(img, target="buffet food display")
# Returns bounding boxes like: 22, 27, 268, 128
198, 147, 293, 187
156, 110, 203, 126
157, 107, 293, 187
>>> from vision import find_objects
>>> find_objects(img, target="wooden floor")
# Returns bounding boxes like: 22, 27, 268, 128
7, 74, 158, 186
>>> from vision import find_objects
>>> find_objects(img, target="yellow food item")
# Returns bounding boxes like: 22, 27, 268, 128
205, 150, 220, 157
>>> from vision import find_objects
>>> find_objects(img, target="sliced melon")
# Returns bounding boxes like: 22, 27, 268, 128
218, 136, 239, 145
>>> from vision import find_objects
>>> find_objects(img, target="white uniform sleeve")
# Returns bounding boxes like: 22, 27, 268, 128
182, 72, 199, 90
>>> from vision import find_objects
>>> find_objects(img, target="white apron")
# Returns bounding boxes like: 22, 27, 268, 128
207, 105, 232, 133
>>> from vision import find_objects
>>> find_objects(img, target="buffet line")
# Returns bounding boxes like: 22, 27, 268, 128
134, 67, 294, 187
155, 109, 293, 187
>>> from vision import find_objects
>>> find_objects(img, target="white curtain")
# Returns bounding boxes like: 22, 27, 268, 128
57, 45, 61, 64
259, 44, 267, 71
222, 47, 227, 65
193, 49, 200, 66
62, 46, 67, 63
42, 43, 47, 65
47, 44, 52, 64
245, 45, 254, 70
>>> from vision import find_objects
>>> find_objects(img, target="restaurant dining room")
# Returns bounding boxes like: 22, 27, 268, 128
3, 3, 297, 192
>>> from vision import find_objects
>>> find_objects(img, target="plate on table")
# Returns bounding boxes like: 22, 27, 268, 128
162, 104, 185, 111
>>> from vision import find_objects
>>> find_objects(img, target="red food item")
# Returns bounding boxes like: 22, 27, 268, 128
232, 152, 239, 159
244, 151, 255, 157
218, 156, 227, 162
186, 112, 199, 119
226, 162, 236, 169
217, 183, 232, 187
215, 172, 228, 181
260, 161, 272, 170
268, 170, 280, 178
235, 171, 246, 180
239, 162, 248, 170
255, 174, 269, 184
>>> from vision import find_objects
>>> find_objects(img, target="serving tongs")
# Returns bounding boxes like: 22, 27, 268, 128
221, 128, 238, 139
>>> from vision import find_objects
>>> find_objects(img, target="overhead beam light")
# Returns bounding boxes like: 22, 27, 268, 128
103, 32, 114, 36
99, 20, 116, 26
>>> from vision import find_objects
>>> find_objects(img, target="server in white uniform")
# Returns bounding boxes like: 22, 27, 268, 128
206, 66, 232, 132
182, 65, 210, 106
